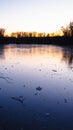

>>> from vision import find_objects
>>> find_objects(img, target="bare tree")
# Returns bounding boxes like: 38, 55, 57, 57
61, 26, 69, 36
61, 22, 73, 37
69, 22, 73, 36
0, 28, 5, 37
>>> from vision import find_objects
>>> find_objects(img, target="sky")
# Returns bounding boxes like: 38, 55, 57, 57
0, 0, 73, 34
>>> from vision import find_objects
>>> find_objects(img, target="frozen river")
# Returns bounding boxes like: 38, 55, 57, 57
0, 44, 73, 130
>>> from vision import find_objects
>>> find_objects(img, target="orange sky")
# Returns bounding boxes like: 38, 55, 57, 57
0, 0, 73, 34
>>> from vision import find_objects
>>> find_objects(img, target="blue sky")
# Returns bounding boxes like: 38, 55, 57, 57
0, 0, 73, 34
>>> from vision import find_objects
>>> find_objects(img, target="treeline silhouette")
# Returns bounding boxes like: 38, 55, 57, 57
0, 22, 73, 45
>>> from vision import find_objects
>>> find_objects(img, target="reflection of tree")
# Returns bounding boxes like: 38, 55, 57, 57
0, 43, 73, 67
14, 44, 73, 66
62, 47, 73, 66
0, 45, 5, 59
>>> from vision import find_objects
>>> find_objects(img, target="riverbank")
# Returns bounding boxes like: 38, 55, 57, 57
0, 36, 73, 45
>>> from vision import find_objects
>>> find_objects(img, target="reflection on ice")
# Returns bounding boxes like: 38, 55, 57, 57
0, 44, 73, 130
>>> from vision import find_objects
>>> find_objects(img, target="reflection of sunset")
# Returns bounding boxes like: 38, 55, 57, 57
4, 45, 63, 66
0, 44, 73, 70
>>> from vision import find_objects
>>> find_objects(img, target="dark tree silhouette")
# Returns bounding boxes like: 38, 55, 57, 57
69, 22, 73, 36
61, 26, 69, 36
61, 22, 73, 37
0, 28, 5, 37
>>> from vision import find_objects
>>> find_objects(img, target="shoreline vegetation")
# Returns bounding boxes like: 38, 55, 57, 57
0, 36, 73, 45
0, 21, 73, 45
